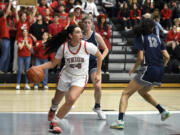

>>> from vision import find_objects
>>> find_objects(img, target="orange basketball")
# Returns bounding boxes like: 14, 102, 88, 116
27, 66, 44, 83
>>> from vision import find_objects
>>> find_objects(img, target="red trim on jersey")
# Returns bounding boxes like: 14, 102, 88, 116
63, 42, 66, 56
56, 68, 65, 86
82, 75, 88, 92
68, 41, 81, 55
84, 41, 88, 54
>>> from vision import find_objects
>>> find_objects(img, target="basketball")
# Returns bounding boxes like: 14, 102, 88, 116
27, 66, 44, 83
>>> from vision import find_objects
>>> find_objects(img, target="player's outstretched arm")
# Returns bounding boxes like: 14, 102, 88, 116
37, 58, 62, 70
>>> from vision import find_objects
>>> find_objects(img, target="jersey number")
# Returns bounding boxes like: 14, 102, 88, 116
148, 37, 158, 48
70, 63, 82, 69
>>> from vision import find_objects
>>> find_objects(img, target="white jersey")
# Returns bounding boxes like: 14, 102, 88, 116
55, 40, 98, 76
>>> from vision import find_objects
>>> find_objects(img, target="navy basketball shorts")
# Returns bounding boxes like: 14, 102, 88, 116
134, 65, 164, 87
89, 59, 97, 75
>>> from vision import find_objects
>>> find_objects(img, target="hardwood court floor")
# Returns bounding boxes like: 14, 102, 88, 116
0, 88, 180, 112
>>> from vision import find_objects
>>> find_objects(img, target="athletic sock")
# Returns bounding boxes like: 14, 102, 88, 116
156, 104, 165, 113
50, 99, 58, 111
118, 112, 124, 120
94, 103, 101, 109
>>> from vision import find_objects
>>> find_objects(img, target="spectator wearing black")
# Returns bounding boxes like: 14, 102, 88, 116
116, 1, 132, 31
66, 0, 74, 12
29, 14, 48, 42
170, 0, 180, 22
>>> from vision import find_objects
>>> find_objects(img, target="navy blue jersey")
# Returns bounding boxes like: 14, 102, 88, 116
134, 34, 166, 66
84, 31, 98, 60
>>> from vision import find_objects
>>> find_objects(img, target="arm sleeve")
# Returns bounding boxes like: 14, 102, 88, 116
55, 45, 63, 59
134, 36, 144, 50
86, 42, 98, 55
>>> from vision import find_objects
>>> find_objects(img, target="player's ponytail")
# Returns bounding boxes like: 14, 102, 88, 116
44, 25, 79, 54
133, 18, 155, 36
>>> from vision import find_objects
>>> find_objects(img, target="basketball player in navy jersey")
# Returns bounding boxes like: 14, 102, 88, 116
110, 18, 170, 129
82, 16, 109, 120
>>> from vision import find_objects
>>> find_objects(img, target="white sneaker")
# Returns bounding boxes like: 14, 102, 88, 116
43, 85, 48, 90
110, 120, 124, 129
34, 85, 38, 90
25, 84, 30, 90
161, 110, 170, 121
93, 108, 106, 120
16, 84, 20, 90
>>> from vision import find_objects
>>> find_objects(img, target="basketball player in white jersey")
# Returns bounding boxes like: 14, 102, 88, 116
35, 25, 103, 134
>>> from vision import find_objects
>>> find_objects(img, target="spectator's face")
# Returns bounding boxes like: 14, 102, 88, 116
23, 29, 28, 37
37, 15, 43, 21
83, 18, 92, 31
133, 4, 137, 10
54, 16, 59, 22
58, 6, 65, 12
42, 32, 49, 40
69, 0, 74, 4
174, 21, 179, 27
101, 17, 106, 23
164, 4, 168, 9
58, 0, 65, 4
46, 8, 50, 15
124, 3, 128, 8
74, 8, 81, 14
21, 13, 27, 22
41, 0, 47, 5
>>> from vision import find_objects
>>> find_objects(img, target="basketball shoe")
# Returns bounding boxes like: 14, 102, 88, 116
110, 120, 124, 129
161, 110, 170, 121
93, 107, 106, 120
49, 121, 62, 134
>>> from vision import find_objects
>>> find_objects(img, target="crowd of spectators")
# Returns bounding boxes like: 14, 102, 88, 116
109, 0, 180, 73
0, 0, 112, 90
0, 0, 180, 89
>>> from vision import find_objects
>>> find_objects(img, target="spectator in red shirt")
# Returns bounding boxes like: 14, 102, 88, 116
166, 25, 180, 50
129, 3, 141, 27
16, 29, 32, 90
95, 13, 111, 73
48, 13, 64, 37
37, 0, 51, 17
13, 7, 36, 73
48, 13, 64, 74
33, 32, 49, 90
161, 3, 172, 30
44, 8, 53, 25
57, 4, 68, 28
0, 0, 12, 73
